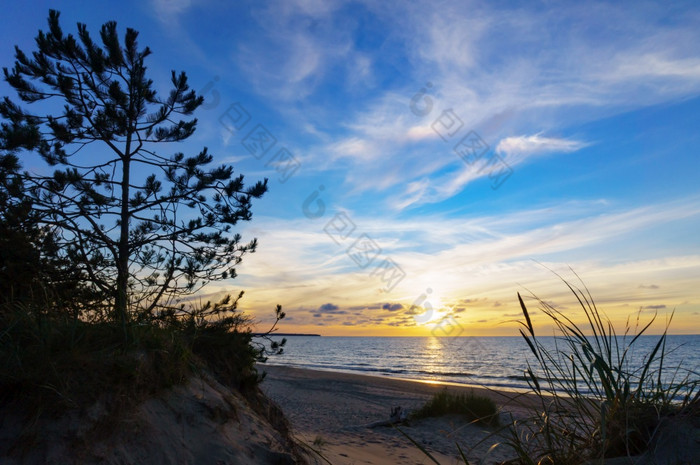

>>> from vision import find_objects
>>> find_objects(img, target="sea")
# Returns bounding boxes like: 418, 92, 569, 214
263, 335, 700, 393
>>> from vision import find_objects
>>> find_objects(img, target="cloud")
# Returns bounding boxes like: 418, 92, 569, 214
312, 307, 348, 318
349, 304, 382, 310
328, 137, 378, 162
232, 0, 363, 102
318, 303, 339, 312
389, 163, 490, 210
404, 306, 427, 315
643, 304, 667, 310
495, 134, 589, 163
387, 316, 417, 327
406, 125, 439, 142
543, 300, 566, 310
291, 1, 700, 209
382, 303, 404, 311
603, 53, 700, 84
355, 133, 589, 211
150, 0, 192, 21
639, 284, 660, 289
233, 195, 700, 331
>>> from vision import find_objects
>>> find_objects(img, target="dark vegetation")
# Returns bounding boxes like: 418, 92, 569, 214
412, 388, 499, 426
0, 9, 285, 425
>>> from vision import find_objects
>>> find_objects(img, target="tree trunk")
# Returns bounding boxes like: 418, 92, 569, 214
115, 155, 131, 333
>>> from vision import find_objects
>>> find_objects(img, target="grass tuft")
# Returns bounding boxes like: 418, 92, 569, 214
412, 388, 499, 426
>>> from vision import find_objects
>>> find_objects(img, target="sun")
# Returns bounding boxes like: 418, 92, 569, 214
410, 291, 451, 326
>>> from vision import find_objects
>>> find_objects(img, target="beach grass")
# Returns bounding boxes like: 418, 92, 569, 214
412, 388, 499, 426
504, 273, 699, 464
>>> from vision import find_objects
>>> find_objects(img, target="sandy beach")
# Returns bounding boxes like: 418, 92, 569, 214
259, 364, 531, 465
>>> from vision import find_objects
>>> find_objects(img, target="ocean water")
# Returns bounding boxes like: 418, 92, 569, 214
263, 335, 700, 392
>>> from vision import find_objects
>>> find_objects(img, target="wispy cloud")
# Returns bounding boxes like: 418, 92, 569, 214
287, 1, 700, 208
150, 0, 192, 22
496, 135, 589, 162
233, 0, 360, 101
388, 134, 588, 209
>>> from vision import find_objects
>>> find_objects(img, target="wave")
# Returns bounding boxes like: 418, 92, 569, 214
414, 369, 476, 378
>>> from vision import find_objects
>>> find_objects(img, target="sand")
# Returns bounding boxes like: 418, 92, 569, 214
1, 373, 304, 465
259, 364, 529, 465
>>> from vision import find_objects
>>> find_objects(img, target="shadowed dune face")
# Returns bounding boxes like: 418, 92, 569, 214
0, 374, 307, 465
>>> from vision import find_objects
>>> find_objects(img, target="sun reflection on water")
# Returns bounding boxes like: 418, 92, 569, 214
414, 336, 447, 381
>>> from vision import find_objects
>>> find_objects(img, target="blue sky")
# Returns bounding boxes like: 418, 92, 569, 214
2, 0, 699, 335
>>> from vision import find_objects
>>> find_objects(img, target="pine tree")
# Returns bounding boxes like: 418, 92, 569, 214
0, 10, 267, 328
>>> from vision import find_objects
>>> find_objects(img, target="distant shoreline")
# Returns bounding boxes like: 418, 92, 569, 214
261, 362, 533, 394
255, 332, 321, 337
261, 361, 535, 394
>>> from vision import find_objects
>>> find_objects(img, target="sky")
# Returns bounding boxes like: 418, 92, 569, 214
1, 0, 699, 336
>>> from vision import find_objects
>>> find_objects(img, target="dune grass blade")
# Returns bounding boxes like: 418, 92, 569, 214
518, 293, 535, 336
296, 436, 334, 465
455, 442, 471, 464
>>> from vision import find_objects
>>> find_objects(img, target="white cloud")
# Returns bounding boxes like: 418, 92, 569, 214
415, 5, 487, 71
390, 166, 482, 210
232, 0, 361, 102
496, 134, 589, 162
150, 0, 192, 22
347, 54, 374, 87
406, 125, 439, 142
390, 133, 589, 209
607, 53, 700, 82
328, 137, 379, 162
235, 33, 328, 101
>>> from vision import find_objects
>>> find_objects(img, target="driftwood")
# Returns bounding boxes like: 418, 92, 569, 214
364, 406, 408, 428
